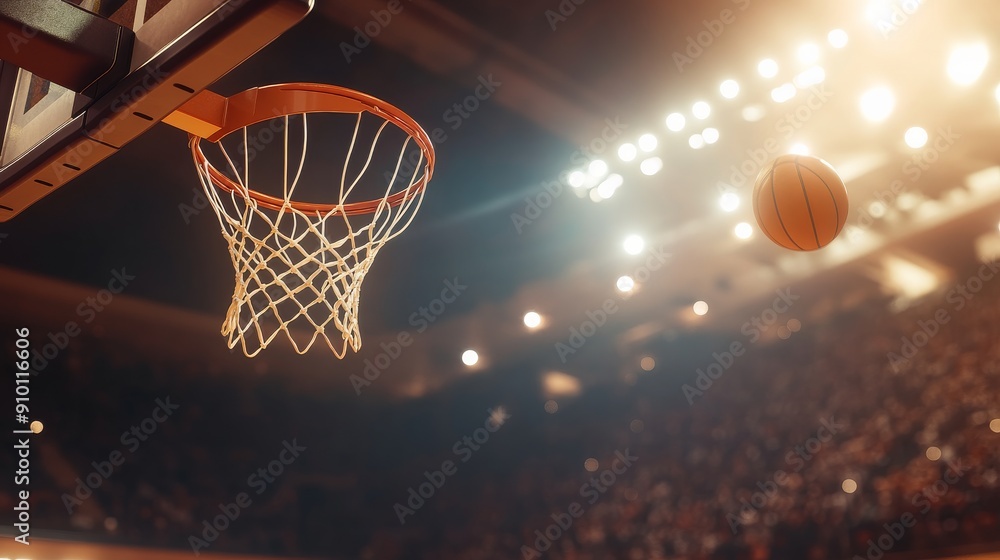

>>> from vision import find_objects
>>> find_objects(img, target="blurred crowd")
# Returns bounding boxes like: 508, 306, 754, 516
2, 266, 999, 559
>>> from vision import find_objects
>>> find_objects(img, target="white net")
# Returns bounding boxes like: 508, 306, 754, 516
193, 111, 428, 357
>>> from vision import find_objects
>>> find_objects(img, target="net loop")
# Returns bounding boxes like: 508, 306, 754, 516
190, 84, 433, 357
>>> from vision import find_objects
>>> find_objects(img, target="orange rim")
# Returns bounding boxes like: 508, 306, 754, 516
190, 83, 434, 215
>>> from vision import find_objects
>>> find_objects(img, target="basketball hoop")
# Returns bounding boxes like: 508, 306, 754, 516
175, 83, 435, 357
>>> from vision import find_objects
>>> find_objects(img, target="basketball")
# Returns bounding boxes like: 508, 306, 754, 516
752, 154, 849, 251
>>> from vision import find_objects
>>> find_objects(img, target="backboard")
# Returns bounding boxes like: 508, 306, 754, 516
0, 0, 314, 222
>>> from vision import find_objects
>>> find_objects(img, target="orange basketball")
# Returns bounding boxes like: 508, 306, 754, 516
752, 154, 849, 251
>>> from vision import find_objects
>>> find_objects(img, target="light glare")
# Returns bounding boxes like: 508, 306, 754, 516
589, 159, 608, 177
758, 58, 779, 78
616, 275, 635, 293
719, 192, 740, 212
793, 66, 826, 88
720, 79, 740, 99
523, 311, 542, 329
905, 127, 928, 148
771, 83, 797, 103
618, 143, 637, 162
666, 112, 686, 131
735, 222, 753, 239
693, 301, 709, 316
828, 29, 848, 48
462, 350, 479, 366
640, 157, 663, 176
797, 43, 820, 64
789, 143, 810, 155
948, 44, 990, 86
688, 134, 705, 150
702, 128, 720, 144
568, 171, 586, 188
638, 133, 658, 152
692, 101, 711, 119
860, 86, 895, 122
623, 234, 645, 255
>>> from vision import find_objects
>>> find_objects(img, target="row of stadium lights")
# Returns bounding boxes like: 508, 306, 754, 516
572, 33, 992, 202
469, 17, 997, 377
560, 32, 995, 289
463, 1, 1000, 477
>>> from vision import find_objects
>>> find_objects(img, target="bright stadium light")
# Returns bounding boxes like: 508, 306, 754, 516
589, 159, 609, 177
720, 79, 740, 99
623, 234, 645, 255
523, 311, 542, 329
666, 112, 686, 131
618, 143, 637, 162
719, 192, 740, 212
860, 86, 895, 122
640, 157, 663, 176
905, 127, 928, 148
702, 128, 720, 144
688, 134, 705, 150
771, 83, 797, 103
462, 350, 479, 366
793, 66, 826, 88
616, 275, 635, 293
597, 174, 623, 198
828, 29, 848, 49
692, 101, 711, 119
735, 222, 753, 239
638, 133, 658, 152
568, 170, 586, 188
693, 301, 709, 316
789, 143, 810, 155
948, 43, 989, 86
758, 58, 779, 78
797, 43, 820, 64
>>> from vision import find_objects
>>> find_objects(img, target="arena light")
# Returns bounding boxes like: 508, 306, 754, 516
616, 275, 635, 293
742, 105, 766, 122
771, 83, 797, 103
638, 133, 658, 152
860, 86, 895, 122
735, 222, 753, 239
461, 350, 479, 366
666, 112, 686, 131
568, 170, 586, 188
789, 143, 810, 155
544, 371, 582, 398
991, 418, 1000, 433
905, 126, 928, 148
758, 58, 779, 78
30, 420, 43, 433
623, 234, 645, 255
720, 79, 740, 99
640, 356, 655, 371
523, 311, 542, 329
925, 446, 942, 461
688, 134, 706, 149
692, 101, 711, 119
588, 159, 609, 177
692, 300, 709, 316
702, 128, 720, 144
947, 43, 989, 86
793, 66, 826, 88
719, 192, 740, 212
640, 157, 663, 175
842, 479, 858, 493
597, 173, 623, 198
828, 29, 848, 49
797, 43, 820, 64
617, 143, 637, 162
